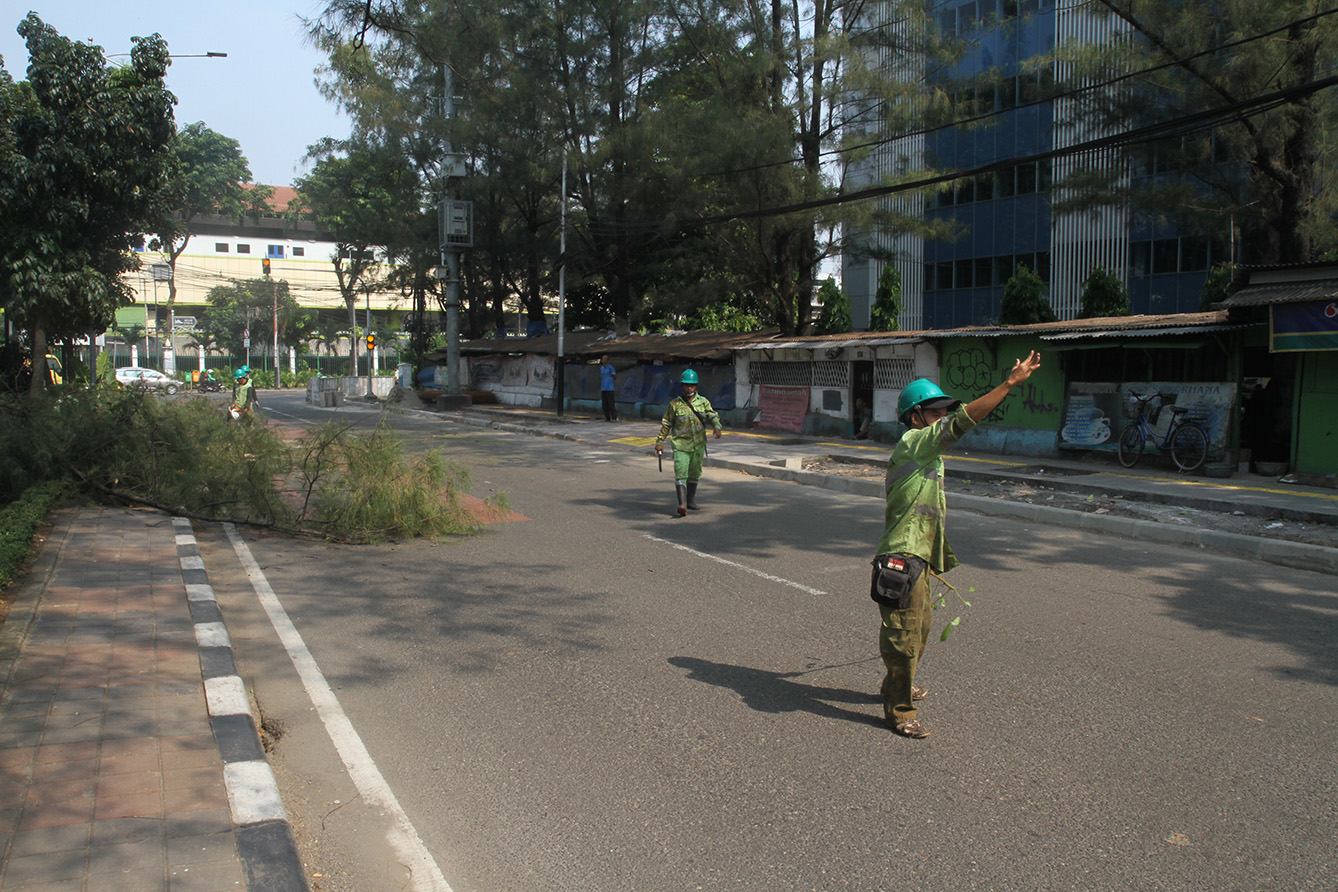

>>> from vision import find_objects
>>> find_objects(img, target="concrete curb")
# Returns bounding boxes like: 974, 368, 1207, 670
171, 516, 310, 892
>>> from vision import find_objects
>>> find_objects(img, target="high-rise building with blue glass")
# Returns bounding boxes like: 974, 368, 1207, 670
843, 0, 1224, 330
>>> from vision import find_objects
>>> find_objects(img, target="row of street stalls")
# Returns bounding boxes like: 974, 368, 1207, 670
423, 295, 1333, 477
1219, 263, 1338, 479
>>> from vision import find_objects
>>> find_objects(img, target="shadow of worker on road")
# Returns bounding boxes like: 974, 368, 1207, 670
669, 656, 885, 730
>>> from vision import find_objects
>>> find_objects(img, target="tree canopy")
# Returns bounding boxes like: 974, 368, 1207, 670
0, 14, 177, 391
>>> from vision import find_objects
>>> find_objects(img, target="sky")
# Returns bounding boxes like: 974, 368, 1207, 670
0, 1, 351, 187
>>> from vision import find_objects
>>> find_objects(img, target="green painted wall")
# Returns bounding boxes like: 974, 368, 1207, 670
1294, 351, 1338, 476
938, 335, 1064, 430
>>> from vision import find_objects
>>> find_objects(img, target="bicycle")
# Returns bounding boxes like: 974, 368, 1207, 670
1116, 391, 1209, 472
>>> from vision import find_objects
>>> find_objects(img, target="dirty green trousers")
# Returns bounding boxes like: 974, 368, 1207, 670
878, 569, 933, 726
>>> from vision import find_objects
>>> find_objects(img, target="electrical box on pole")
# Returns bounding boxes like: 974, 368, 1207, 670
438, 199, 474, 249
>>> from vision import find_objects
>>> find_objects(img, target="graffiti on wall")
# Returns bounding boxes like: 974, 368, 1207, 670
942, 343, 1060, 426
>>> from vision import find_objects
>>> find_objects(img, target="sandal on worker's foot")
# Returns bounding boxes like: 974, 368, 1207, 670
912, 685, 927, 701
893, 720, 931, 739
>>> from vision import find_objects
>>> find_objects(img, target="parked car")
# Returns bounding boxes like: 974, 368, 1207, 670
115, 366, 180, 394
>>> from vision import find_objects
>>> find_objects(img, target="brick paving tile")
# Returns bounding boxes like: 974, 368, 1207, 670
86, 867, 169, 892
163, 784, 229, 815
86, 838, 167, 875
93, 790, 163, 822
97, 770, 161, 797
89, 815, 163, 846
164, 807, 233, 839
167, 860, 245, 891
98, 751, 161, 777
167, 832, 238, 867
6, 823, 92, 857
17, 798, 95, 831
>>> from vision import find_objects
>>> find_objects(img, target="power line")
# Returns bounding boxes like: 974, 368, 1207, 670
692, 4, 1338, 181
692, 71, 1338, 227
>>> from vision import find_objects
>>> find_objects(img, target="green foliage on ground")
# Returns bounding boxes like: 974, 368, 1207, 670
0, 389, 491, 543
0, 481, 64, 592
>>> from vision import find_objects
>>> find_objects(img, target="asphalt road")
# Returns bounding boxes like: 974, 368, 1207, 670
193, 391, 1338, 892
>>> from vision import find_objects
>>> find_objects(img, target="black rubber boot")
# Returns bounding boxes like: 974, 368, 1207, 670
686, 481, 700, 510
675, 485, 687, 516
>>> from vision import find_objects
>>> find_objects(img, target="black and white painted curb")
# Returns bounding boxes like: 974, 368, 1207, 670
172, 516, 310, 892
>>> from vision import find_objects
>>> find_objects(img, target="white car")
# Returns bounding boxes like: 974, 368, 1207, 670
115, 366, 181, 394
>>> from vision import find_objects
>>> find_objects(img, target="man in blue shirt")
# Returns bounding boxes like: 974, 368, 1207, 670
599, 355, 618, 422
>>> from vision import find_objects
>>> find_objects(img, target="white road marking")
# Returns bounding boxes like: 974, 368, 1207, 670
643, 534, 828, 596
224, 524, 454, 892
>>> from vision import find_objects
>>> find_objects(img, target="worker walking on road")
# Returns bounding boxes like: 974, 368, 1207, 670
872, 352, 1041, 738
655, 369, 723, 516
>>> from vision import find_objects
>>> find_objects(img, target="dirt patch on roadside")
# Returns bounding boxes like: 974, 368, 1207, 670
801, 457, 1338, 550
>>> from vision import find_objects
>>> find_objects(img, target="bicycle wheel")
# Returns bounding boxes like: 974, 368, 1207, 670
1171, 422, 1208, 472
1117, 423, 1144, 468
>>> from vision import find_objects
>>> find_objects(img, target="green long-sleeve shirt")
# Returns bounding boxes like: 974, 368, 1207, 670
656, 393, 721, 453
874, 404, 977, 572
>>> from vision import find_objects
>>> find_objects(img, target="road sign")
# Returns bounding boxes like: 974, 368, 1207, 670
173, 316, 197, 330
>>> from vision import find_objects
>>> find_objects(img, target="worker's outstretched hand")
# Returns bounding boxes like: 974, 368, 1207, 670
1006, 351, 1041, 387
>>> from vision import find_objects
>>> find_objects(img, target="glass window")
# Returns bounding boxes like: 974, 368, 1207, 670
959, 2, 978, 31
1180, 237, 1208, 271
236, 244, 251, 254
936, 262, 954, 290
1153, 239, 1178, 274
1036, 251, 1050, 282
1131, 241, 1151, 278
956, 258, 974, 288
1000, 76, 1018, 111
924, 264, 936, 293
938, 10, 956, 34
1016, 162, 1037, 194
215, 243, 229, 253
957, 178, 975, 204
976, 173, 994, 201
292, 246, 305, 257
996, 167, 1015, 198
994, 255, 1015, 284
975, 257, 993, 286
267, 245, 285, 258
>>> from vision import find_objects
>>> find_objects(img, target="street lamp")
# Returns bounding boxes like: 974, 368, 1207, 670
150, 263, 172, 372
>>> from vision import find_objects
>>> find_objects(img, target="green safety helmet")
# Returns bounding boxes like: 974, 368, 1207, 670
680, 369, 699, 385
897, 378, 959, 424
234, 368, 248, 380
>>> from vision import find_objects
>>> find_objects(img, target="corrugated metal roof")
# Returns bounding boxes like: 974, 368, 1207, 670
736, 336, 923, 350
1218, 279, 1338, 307
1040, 323, 1253, 340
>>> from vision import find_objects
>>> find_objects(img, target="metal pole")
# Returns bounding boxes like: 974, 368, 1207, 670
556, 152, 567, 416
366, 289, 373, 398
443, 64, 462, 397
273, 278, 279, 388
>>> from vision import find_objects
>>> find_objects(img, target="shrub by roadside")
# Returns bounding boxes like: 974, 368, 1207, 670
0, 481, 64, 596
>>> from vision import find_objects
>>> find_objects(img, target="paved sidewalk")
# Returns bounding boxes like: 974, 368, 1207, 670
0, 508, 305, 892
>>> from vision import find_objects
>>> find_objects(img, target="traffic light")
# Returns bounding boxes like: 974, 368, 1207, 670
262, 257, 271, 276
366, 333, 377, 351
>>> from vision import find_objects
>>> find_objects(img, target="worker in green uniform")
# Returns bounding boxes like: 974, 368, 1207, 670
230, 367, 259, 424
873, 351, 1041, 738
655, 369, 723, 516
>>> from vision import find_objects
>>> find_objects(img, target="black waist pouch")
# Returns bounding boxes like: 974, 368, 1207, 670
870, 554, 926, 610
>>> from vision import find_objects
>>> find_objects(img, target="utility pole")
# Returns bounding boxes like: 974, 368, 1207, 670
436, 63, 470, 402
556, 152, 567, 416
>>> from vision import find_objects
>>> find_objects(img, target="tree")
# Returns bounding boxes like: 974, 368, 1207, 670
295, 141, 417, 373
814, 278, 853, 334
999, 264, 1057, 325
1077, 267, 1130, 318
870, 265, 904, 332
0, 14, 176, 393
149, 123, 253, 333
1053, 0, 1338, 264
196, 278, 310, 361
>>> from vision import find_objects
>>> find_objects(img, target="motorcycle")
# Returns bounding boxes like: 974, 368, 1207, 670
197, 377, 223, 393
